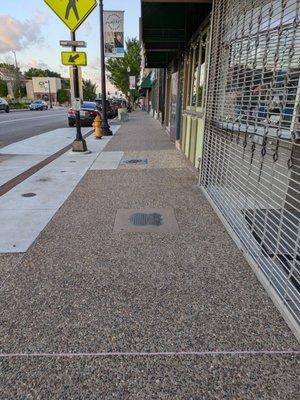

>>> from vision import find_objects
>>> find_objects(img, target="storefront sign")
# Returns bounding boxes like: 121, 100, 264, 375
104, 11, 125, 58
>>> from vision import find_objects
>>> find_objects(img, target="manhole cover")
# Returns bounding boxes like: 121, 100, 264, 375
121, 159, 148, 165
129, 213, 163, 226
22, 193, 36, 198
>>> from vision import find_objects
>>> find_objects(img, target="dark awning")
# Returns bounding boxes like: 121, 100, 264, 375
140, 73, 153, 89
141, 0, 212, 68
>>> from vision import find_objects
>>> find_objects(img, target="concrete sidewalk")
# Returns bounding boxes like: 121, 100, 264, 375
0, 111, 299, 399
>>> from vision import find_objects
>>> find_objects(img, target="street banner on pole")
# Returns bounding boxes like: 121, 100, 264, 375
104, 11, 125, 58
129, 76, 136, 90
44, 0, 97, 32
61, 52, 87, 66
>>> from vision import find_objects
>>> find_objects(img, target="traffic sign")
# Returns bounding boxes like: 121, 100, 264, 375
44, 0, 97, 32
61, 51, 87, 66
60, 40, 87, 48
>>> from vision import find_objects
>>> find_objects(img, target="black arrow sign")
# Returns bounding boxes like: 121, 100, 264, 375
69, 54, 80, 63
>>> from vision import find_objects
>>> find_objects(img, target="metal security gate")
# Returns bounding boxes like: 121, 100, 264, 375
201, 0, 300, 335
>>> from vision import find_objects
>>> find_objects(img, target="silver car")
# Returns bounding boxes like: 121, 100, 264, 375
0, 98, 9, 113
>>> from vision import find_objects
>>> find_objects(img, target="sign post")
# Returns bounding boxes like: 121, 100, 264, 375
99, 0, 112, 135
44, 0, 97, 152
70, 31, 87, 152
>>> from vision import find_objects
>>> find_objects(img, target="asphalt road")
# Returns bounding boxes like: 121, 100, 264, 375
0, 109, 68, 148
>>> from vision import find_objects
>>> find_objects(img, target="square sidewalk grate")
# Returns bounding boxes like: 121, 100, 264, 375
113, 207, 180, 234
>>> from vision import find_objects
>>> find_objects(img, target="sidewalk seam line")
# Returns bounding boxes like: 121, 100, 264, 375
0, 351, 299, 358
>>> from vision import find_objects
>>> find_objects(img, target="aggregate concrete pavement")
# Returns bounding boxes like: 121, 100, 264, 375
0, 111, 299, 398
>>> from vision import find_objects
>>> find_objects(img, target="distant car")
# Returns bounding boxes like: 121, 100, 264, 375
95, 98, 117, 119
113, 98, 132, 113
29, 100, 48, 111
68, 101, 99, 127
0, 98, 9, 113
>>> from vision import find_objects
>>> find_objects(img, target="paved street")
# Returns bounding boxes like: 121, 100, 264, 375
0, 112, 299, 398
0, 109, 68, 148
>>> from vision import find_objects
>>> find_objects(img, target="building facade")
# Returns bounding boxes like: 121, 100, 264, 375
141, 0, 300, 337
26, 77, 62, 104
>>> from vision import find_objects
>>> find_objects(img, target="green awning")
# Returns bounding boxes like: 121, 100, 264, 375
140, 74, 153, 89
141, 1, 212, 68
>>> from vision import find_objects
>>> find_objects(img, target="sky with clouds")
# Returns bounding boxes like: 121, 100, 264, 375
0, 0, 140, 87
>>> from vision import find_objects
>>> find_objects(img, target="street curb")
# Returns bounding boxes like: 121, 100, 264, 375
9, 109, 30, 113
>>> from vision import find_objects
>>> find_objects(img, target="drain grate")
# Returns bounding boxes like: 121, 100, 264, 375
22, 193, 36, 198
129, 213, 163, 227
121, 159, 148, 165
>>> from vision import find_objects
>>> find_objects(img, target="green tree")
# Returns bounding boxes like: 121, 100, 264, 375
0, 63, 21, 98
83, 79, 97, 101
61, 78, 70, 90
25, 68, 61, 78
106, 38, 141, 102
0, 79, 8, 97
0, 63, 15, 71
57, 88, 69, 104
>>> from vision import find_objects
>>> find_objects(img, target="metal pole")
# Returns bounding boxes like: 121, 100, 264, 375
71, 31, 87, 151
12, 50, 20, 98
99, 0, 112, 135
12, 50, 18, 69
48, 80, 53, 109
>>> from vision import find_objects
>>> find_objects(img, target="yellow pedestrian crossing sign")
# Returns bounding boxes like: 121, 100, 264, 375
61, 51, 87, 66
44, 0, 97, 32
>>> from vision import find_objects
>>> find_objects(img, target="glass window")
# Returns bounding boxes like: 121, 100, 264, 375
197, 33, 207, 108
189, 44, 199, 107
184, 52, 193, 109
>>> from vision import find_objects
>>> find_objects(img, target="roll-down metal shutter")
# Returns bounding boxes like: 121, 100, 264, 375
201, 0, 300, 332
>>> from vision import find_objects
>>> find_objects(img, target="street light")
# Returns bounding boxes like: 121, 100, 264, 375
127, 66, 131, 105
99, 0, 112, 135
11, 50, 20, 98
11, 50, 18, 69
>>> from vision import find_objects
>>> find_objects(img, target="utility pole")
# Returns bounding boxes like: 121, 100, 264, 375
12, 50, 18, 69
11, 50, 20, 98
99, 0, 112, 135
48, 80, 53, 109
71, 31, 87, 152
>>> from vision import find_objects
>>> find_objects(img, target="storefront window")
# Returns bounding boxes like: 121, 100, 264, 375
197, 33, 207, 108
184, 52, 193, 109
190, 44, 199, 107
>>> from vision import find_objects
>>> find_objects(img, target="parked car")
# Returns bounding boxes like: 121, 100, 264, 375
113, 98, 132, 113
68, 101, 99, 127
95, 98, 117, 119
0, 98, 9, 113
29, 100, 48, 111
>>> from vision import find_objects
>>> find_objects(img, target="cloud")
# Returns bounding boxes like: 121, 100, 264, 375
0, 14, 45, 54
24, 59, 50, 70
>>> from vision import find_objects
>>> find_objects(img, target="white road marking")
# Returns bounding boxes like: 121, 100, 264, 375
0, 113, 66, 125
